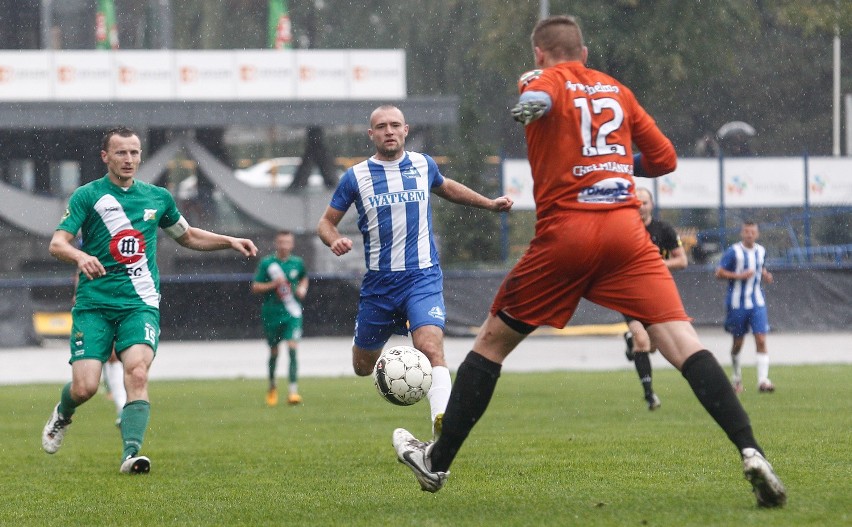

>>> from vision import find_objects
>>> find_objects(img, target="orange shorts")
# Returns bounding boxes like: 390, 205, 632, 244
491, 207, 689, 328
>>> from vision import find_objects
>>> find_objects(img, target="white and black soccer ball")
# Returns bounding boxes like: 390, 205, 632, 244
373, 345, 433, 406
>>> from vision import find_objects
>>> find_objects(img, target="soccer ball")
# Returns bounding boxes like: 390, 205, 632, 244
373, 346, 433, 406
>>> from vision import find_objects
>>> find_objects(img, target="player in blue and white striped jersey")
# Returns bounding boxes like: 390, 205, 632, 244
317, 105, 513, 437
715, 221, 775, 394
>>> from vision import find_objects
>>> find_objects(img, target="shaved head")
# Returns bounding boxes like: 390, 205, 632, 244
531, 15, 585, 61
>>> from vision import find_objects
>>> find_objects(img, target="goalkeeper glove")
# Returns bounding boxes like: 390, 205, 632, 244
510, 100, 549, 125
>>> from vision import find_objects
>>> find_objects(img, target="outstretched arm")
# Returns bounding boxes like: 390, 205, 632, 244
432, 178, 513, 212
175, 226, 257, 257
510, 91, 552, 125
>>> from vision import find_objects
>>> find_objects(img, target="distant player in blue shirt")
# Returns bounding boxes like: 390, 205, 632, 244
715, 221, 775, 394
317, 104, 513, 438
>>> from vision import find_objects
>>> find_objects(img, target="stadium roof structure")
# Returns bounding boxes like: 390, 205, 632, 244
0, 97, 458, 129
0, 96, 458, 236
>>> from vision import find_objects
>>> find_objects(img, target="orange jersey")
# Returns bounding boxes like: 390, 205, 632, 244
518, 62, 676, 218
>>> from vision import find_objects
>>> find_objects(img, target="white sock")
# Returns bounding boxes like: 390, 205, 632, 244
289, 382, 298, 395
427, 366, 451, 423
731, 353, 742, 381
103, 360, 127, 415
756, 353, 770, 384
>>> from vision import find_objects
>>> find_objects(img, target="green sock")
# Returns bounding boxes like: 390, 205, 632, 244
288, 348, 298, 384
120, 400, 150, 459
58, 382, 79, 418
268, 354, 278, 387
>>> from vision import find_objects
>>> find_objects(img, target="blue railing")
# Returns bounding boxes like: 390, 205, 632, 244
782, 244, 852, 266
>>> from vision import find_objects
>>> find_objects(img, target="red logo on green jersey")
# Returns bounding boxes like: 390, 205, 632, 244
109, 229, 146, 264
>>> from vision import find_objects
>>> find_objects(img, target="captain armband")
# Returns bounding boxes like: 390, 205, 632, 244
163, 216, 190, 239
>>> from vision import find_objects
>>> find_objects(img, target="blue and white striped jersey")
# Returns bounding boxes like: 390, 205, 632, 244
329, 151, 445, 272
719, 242, 767, 309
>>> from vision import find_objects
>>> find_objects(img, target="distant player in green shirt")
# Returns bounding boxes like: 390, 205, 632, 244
42, 126, 258, 475
252, 230, 309, 406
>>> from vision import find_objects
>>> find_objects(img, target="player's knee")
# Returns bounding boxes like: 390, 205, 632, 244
633, 334, 652, 352
71, 377, 100, 401
352, 345, 382, 376
415, 345, 445, 367
353, 362, 373, 376
124, 363, 149, 388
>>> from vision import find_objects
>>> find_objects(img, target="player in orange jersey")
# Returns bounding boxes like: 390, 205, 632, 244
392, 15, 786, 508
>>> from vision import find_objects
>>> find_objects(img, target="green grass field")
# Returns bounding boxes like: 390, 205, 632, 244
2, 364, 850, 526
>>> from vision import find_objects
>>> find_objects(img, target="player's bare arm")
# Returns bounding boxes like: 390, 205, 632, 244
49, 229, 106, 280
666, 247, 689, 271
317, 206, 354, 256
433, 178, 513, 212
251, 276, 285, 295
715, 267, 755, 280
175, 226, 257, 257
295, 276, 309, 300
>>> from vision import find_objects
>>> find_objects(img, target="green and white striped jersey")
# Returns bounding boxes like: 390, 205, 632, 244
254, 254, 307, 318
57, 176, 184, 310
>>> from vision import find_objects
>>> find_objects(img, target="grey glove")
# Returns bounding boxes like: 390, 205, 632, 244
510, 100, 548, 125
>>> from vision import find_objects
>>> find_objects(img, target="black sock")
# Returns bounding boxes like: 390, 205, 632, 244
633, 352, 654, 399
681, 350, 762, 456
430, 351, 501, 472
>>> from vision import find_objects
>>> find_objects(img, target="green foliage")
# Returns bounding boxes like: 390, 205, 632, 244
775, 0, 852, 35
162, 1, 849, 157
2, 364, 850, 526
157, 1, 851, 263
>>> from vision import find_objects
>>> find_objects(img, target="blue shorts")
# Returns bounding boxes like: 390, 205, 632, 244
724, 306, 769, 337
353, 266, 446, 350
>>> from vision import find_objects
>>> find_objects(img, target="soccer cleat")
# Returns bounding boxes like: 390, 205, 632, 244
742, 448, 786, 507
432, 413, 444, 441
120, 455, 151, 475
392, 428, 448, 493
758, 381, 775, 393
646, 393, 661, 411
623, 331, 635, 361
266, 387, 279, 407
732, 378, 744, 394
287, 392, 303, 405
42, 404, 72, 454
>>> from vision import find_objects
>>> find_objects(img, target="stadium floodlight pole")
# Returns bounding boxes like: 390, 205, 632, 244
41, 0, 54, 49
847, 93, 852, 156
717, 148, 726, 250
833, 24, 840, 157
159, 0, 173, 49
539, 0, 549, 20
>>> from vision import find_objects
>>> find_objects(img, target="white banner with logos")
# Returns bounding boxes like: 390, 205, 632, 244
235, 50, 296, 100
807, 157, 852, 205
501, 158, 537, 210
0, 51, 52, 100
113, 51, 174, 100
502, 157, 852, 210
0, 49, 405, 101
53, 51, 112, 100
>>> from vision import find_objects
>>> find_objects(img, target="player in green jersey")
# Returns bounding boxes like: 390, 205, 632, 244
252, 230, 309, 406
42, 126, 258, 474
